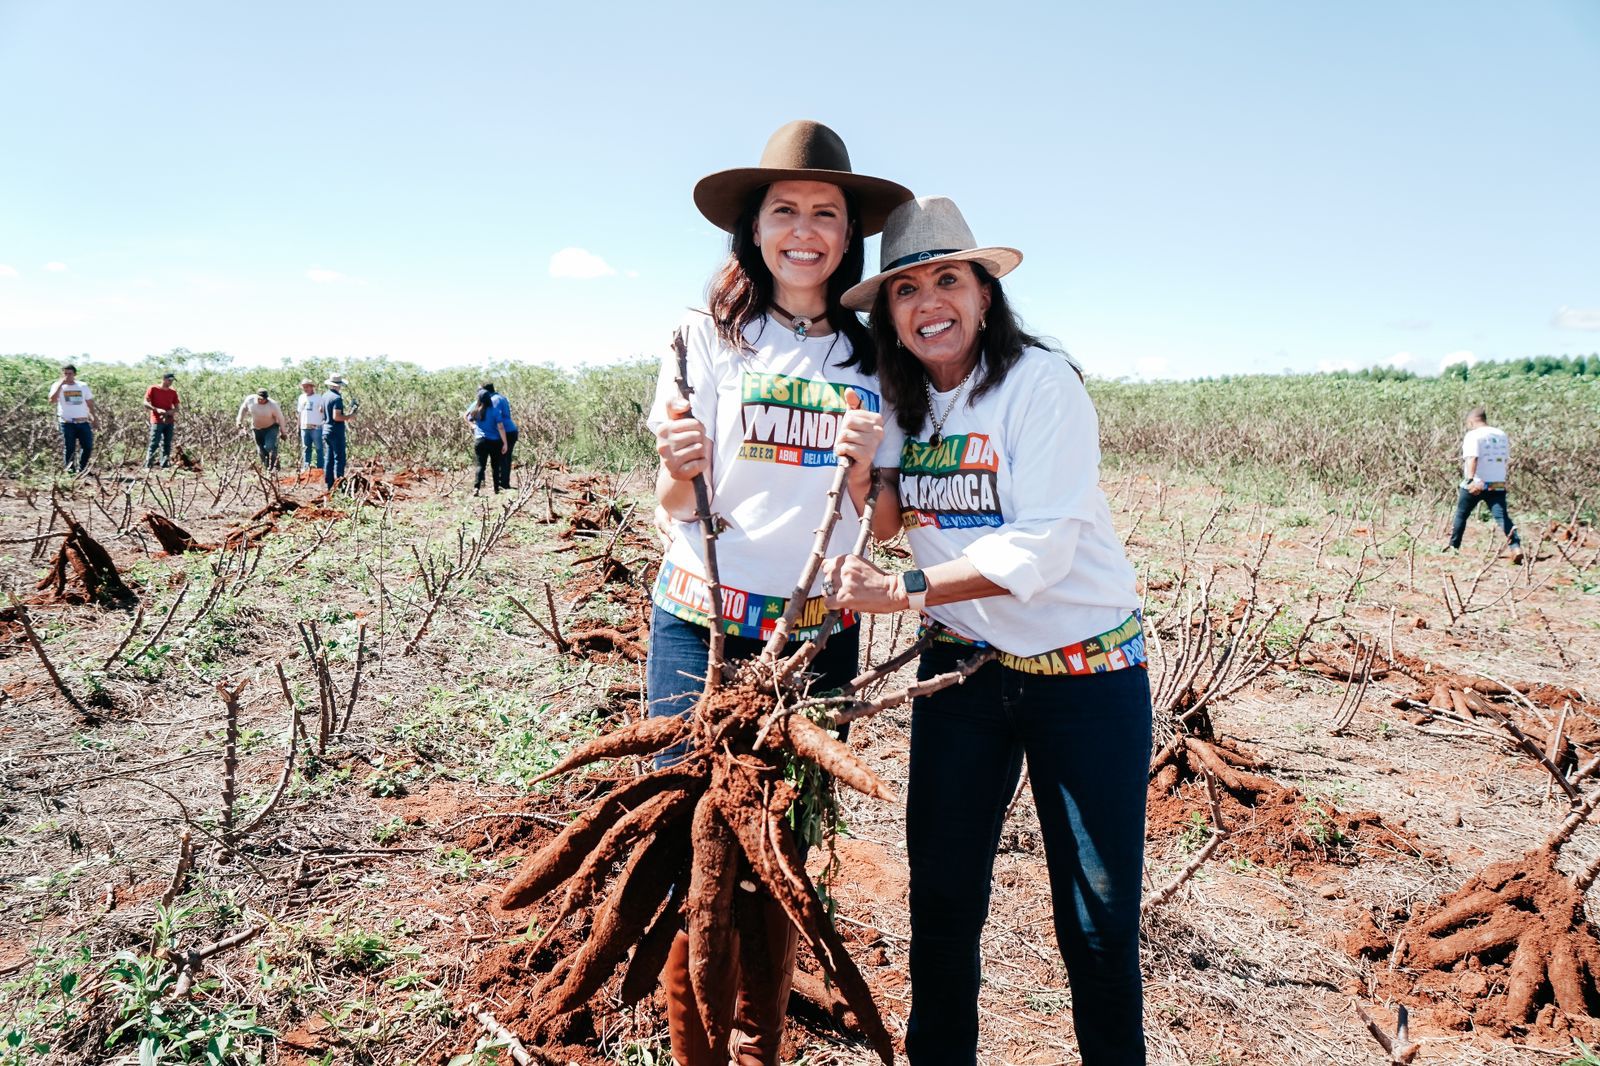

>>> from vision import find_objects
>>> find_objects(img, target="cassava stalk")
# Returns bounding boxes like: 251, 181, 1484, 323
672, 329, 725, 691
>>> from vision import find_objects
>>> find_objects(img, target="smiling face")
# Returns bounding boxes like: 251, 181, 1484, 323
885, 259, 992, 390
753, 180, 851, 314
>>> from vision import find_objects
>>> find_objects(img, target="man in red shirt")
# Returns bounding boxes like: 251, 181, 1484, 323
144, 372, 180, 468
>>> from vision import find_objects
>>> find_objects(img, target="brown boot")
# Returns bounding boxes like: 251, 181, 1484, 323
728, 896, 800, 1066
663, 931, 718, 1066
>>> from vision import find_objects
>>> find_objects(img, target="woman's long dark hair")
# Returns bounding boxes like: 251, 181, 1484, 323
471, 383, 495, 423
705, 185, 875, 372
869, 263, 1059, 438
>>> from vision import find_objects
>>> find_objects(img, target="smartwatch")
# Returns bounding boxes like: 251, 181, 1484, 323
902, 569, 929, 613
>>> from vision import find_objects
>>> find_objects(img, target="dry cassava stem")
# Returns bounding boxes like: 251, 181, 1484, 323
466, 1003, 538, 1066
160, 830, 194, 908
235, 688, 304, 840
781, 469, 883, 681
672, 329, 725, 691
762, 457, 853, 664
842, 632, 935, 695
1142, 772, 1229, 912
217, 679, 246, 846
100, 602, 146, 671
337, 621, 367, 736
828, 648, 998, 726
507, 592, 568, 652
7, 594, 92, 719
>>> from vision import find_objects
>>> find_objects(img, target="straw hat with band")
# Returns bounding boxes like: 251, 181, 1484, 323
842, 196, 1022, 312
693, 120, 913, 237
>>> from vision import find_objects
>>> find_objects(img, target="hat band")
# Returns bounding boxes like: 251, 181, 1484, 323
882, 248, 962, 272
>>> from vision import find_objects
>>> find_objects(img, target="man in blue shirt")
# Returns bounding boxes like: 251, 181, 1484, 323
321, 375, 354, 491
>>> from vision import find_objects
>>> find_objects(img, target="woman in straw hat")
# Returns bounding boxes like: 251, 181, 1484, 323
645, 120, 911, 1066
821, 196, 1150, 1064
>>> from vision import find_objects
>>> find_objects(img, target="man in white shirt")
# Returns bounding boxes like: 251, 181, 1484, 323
1447, 407, 1520, 554
48, 364, 98, 474
295, 378, 326, 472
237, 389, 287, 470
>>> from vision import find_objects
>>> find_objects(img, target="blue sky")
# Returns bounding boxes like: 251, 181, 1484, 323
2, 1, 1596, 379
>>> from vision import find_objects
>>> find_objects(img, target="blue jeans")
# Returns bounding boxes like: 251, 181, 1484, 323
322, 429, 347, 488
252, 425, 280, 468
301, 428, 324, 469
904, 643, 1151, 1065
646, 604, 859, 760
1449, 487, 1518, 549
145, 422, 173, 467
60, 422, 93, 473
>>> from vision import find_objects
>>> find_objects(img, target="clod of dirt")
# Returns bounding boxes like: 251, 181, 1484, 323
143, 513, 210, 555
32, 513, 136, 608
1389, 847, 1600, 1039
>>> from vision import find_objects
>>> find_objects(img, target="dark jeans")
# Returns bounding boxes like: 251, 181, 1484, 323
323, 429, 348, 488
252, 425, 280, 469
145, 422, 173, 467
301, 428, 324, 469
473, 437, 498, 490
646, 604, 859, 762
904, 643, 1151, 1066
1449, 487, 1518, 549
60, 422, 93, 473
495, 429, 518, 491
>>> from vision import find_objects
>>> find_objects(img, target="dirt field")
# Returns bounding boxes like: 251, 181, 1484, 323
3, 455, 1599, 1065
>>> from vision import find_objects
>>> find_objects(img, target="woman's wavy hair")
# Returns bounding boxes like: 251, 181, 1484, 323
471, 382, 495, 423
869, 262, 1062, 438
705, 184, 875, 372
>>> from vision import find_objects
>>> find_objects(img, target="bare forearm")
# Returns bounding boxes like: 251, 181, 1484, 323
922, 558, 1008, 607
656, 465, 701, 522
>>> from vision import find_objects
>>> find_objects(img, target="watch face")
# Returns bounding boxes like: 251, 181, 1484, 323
903, 569, 929, 594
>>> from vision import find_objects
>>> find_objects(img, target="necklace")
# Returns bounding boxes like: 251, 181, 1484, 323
771, 302, 826, 340
925, 364, 978, 448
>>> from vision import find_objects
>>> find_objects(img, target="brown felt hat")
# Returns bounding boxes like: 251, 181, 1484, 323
693, 120, 912, 236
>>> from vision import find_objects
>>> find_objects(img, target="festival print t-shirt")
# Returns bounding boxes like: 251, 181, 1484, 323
647, 311, 902, 641
1462, 425, 1510, 485
52, 380, 93, 421
897, 347, 1138, 658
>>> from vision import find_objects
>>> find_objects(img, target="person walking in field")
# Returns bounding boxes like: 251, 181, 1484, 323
822, 196, 1151, 1065
464, 383, 515, 495
645, 119, 910, 1066
237, 388, 287, 469
295, 377, 326, 472
49, 364, 98, 474
321, 375, 353, 490
1447, 406, 1521, 555
144, 371, 180, 468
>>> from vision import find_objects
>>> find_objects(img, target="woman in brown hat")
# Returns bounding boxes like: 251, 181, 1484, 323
645, 120, 911, 1066
821, 196, 1150, 1065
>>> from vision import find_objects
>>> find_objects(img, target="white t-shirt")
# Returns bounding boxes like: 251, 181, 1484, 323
647, 311, 902, 640
896, 347, 1139, 657
1462, 425, 1510, 484
52, 380, 93, 420
296, 391, 327, 428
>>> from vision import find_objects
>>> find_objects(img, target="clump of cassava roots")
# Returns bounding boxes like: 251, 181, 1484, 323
494, 332, 988, 1063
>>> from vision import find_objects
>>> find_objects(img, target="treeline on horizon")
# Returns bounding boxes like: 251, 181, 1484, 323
2, 349, 1597, 515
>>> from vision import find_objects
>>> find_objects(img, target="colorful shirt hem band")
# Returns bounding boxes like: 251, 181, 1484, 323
652, 558, 856, 642
922, 612, 1147, 676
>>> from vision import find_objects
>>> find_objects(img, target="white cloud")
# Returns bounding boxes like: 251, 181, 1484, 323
0, 264, 18, 278
43, 261, 68, 272
1440, 350, 1478, 369
1386, 351, 1415, 369
1554, 306, 1600, 331
306, 266, 350, 284
549, 247, 616, 279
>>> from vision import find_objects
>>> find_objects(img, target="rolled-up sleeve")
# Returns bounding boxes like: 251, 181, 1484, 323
647, 317, 718, 436
961, 365, 1101, 603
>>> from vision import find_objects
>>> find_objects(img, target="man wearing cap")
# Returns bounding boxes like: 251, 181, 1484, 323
143, 372, 181, 469
236, 388, 287, 470
295, 378, 327, 472
321, 375, 353, 490
48, 364, 98, 474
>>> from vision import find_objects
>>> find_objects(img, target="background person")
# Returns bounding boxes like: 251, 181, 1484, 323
48, 364, 97, 474
646, 119, 909, 1066
237, 388, 286, 469
295, 377, 326, 471
321, 375, 353, 490
143, 371, 180, 468
822, 196, 1150, 1066
464, 383, 510, 495
488, 387, 518, 492
1448, 406, 1520, 554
